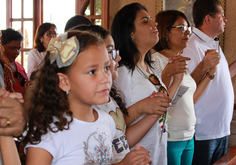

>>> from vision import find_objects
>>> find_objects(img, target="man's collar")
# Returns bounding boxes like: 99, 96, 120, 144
192, 27, 214, 42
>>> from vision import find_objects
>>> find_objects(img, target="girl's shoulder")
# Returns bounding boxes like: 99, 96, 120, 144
93, 97, 119, 114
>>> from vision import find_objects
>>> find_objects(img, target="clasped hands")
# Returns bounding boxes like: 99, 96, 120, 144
0, 88, 26, 137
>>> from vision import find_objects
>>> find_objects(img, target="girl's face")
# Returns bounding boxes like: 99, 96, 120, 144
131, 9, 159, 52
166, 16, 190, 51
67, 43, 112, 106
104, 35, 121, 81
40, 26, 57, 50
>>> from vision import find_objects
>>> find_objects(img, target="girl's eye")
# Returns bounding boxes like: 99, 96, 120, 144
88, 70, 95, 75
105, 66, 110, 71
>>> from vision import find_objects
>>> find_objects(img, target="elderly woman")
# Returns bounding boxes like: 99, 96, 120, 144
152, 10, 217, 165
111, 3, 175, 164
1, 28, 28, 94
27, 23, 57, 78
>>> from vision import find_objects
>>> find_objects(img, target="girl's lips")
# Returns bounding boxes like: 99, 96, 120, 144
97, 89, 109, 95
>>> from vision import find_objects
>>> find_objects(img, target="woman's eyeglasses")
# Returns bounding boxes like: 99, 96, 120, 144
44, 32, 58, 37
14, 72, 26, 87
108, 49, 119, 60
168, 25, 192, 34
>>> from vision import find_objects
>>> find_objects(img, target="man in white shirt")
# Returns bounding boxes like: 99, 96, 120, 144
182, 0, 236, 164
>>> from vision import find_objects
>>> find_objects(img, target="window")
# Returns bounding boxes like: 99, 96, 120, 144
76, 0, 109, 29
43, 0, 75, 34
0, 1, 7, 29
7, 0, 34, 71
5, 0, 110, 73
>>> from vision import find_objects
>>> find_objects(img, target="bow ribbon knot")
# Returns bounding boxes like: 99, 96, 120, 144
48, 36, 78, 64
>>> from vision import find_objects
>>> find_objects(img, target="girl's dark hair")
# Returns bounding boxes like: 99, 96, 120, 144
1, 28, 23, 45
153, 10, 190, 52
34, 23, 56, 52
111, 3, 152, 72
193, 0, 222, 28
25, 31, 103, 145
70, 25, 128, 115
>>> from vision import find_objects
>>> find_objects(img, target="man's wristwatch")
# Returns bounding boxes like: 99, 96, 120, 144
206, 72, 215, 80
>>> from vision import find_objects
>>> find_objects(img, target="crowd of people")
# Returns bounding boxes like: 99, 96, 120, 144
0, 0, 235, 165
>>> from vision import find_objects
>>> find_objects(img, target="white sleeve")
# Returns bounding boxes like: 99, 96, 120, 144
27, 49, 40, 78
113, 66, 132, 108
24, 130, 61, 163
182, 47, 202, 74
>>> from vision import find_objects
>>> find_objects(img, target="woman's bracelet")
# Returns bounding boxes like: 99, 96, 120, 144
13, 121, 29, 142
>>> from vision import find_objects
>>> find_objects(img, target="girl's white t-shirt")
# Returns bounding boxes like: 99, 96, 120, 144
25, 110, 116, 165
93, 97, 130, 163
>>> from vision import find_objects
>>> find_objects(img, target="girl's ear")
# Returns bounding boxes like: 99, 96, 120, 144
57, 73, 70, 92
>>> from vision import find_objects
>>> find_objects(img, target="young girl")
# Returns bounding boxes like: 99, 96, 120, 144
24, 31, 150, 165
73, 25, 169, 164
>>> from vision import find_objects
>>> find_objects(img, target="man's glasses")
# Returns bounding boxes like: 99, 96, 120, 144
14, 72, 26, 87
44, 32, 58, 37
149, 74, 169, 96
168, 25, 192, 34
108, 49, 119, 60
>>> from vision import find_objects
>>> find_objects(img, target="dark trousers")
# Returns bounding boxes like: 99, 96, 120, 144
192, 136, 228, 165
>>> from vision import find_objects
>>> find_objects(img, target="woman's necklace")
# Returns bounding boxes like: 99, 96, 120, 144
136, 61, 171, 138
136, 61, 168, 96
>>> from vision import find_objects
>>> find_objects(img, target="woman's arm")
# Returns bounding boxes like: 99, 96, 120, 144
193, 66, 217, 103
26, 147, 52, 165
125, 114, 160, 148
0, 136, 21, 165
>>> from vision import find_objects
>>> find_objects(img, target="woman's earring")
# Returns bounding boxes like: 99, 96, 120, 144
40, 40, 43, 43
66, 89, 69, 95
131, 38, 134, 42
165, 38, 168, 42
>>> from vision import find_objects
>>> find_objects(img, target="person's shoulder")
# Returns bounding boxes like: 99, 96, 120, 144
28, 49, 42, 56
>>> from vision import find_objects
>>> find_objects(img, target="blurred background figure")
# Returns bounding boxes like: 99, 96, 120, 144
0, 28, 28, 94
64, 15, 92, 32
27, 23, 57, 78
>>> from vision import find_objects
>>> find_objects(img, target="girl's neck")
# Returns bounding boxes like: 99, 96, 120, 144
159, 48, 181, 58
69, 100, 98, 122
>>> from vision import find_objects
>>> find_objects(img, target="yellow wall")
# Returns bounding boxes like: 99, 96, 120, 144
225, 1, 236, 103
109, 0, 157, 29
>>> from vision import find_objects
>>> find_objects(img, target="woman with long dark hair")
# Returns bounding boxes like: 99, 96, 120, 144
111, 3, 172, 164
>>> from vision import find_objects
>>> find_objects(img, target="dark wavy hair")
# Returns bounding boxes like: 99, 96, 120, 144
1, 28, 23, 45
153, 10, 190, 52
111, 3, 153, 72
34, 23, 56, 52
193, 0, 222, 28
25, 31, 103, 145
70, 25, 128, 115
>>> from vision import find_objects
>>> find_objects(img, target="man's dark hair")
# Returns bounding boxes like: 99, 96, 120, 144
193, 0, 222, 28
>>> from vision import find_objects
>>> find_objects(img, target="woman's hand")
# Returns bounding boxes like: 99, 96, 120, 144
163, 55, 190, 77
137, 92, 171, 116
